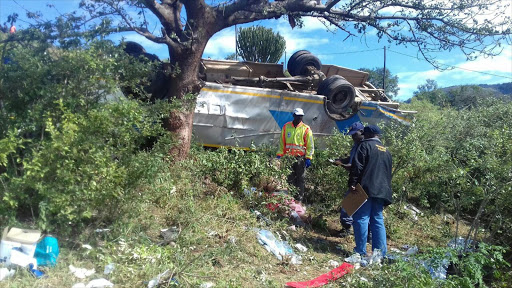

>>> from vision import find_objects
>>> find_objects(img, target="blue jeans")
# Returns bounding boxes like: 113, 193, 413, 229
340, 190, 353, 229
340, 208, 353, 229
352, 197, 387, 256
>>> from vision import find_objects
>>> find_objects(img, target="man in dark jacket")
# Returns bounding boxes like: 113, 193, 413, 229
348, 124, 392, 257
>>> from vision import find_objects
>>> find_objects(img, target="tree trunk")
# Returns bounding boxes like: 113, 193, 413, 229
163, 42, 206, 160
163, 109, 194, 160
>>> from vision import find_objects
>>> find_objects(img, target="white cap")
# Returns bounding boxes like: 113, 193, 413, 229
293, 108, 304, 116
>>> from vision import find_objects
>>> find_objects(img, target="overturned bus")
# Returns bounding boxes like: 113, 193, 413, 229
122, 43, 413, 149
193, 50, 414, 149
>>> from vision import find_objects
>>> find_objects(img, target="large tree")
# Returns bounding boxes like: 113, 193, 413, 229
3, 0, 512, 158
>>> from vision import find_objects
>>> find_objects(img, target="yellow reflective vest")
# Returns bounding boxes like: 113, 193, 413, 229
277, 121, 314, 159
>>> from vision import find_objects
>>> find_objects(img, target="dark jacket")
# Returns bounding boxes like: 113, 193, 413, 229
348, 138, 393, 206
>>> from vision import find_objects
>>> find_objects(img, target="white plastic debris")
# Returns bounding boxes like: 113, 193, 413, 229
228, 236, 237, 245
69, 265, 96, 279
200, 282, 215, 288
404, 204, 423, 221
328, 260, 340, 267
290, 254, 303, 265
294, 243, 308, 252
406, 246, 418, 255
147, 269, 170, 288
369, 249, 383, 265
94, 229, 111, 233
257, 229, 300, 264
85, 278, 114, 288
344, 253, 368, 267
103, 263, 115, 275
82, 244, 93, 250
9, 249, 37, 268
0, 268, 15, 281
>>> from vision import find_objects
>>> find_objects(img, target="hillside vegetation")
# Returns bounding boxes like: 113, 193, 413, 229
1, 39, 511, 287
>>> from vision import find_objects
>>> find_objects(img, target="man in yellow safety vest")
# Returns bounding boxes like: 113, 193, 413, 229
276, 108, 314, 201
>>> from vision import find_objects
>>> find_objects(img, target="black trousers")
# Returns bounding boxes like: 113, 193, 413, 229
287, 157, 306, 201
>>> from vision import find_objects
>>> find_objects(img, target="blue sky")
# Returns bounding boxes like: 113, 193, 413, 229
2, 0, 511, 101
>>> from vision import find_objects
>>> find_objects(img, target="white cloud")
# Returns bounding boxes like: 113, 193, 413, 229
395, 47, 512, 101
204, 28, 236, 59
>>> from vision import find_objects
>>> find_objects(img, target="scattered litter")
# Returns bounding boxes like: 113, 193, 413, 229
344, 253, 369, 267
257, 229, 301, 265
287, 225, 297, 231
170, 186, 176, 195
0, 227, 41, 266
285, 262, 354, 288
85, 278, 114, 288
147, 269, 173, 288
9, 248, 37, 268
161, 227, 180, 242
405, 246, 418, 255
328, 260, 339, 267
252, 210, 272, 225
103, 263, 115, 275
294, 244, 308, 252
369, 249, 383, 265
0, 268, 15, 281
35, 236, 59, 266
69, 265, 96, 279
82, 244, 93, 250
94, 229, 111, 233
207, 231, 218, 237
448, 237, 475, 252
290, 211, 306, 227
228, 236, 237, 245
243, 187, 261, 197
200, 282, 215, 288
390, 248, 403, 254
28, 263, 46, 278
422, 258, 450, 280
403, 204, 423, 220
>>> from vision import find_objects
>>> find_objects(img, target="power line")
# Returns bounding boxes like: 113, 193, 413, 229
285, 48, 382, 56
388, 48, 512, 80
314, 48, 382, 56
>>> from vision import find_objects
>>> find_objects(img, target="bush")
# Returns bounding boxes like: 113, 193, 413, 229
0, 99, 174, 234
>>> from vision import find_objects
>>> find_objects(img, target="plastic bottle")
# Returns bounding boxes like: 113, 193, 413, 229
104, 263, 115, 275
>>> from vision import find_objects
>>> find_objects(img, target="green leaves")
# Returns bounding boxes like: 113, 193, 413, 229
236, 26, 286, 64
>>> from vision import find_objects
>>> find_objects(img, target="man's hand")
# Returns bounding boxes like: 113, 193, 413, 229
341, 163, 352, 171
305, 159, 311, 168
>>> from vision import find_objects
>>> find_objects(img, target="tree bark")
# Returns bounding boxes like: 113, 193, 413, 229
163, 37, 206, 160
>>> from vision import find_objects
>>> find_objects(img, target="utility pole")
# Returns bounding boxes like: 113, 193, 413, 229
383, 46, 386, 93
235, 25, 238, 61
284, 51, 287, 70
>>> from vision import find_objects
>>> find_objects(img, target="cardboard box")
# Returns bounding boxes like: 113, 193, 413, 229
0, 227, 41, 266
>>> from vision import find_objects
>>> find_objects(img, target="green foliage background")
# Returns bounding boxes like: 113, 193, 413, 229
236, 26, 286, 63
0, 38, 175, 233
1, 32, 511, 286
